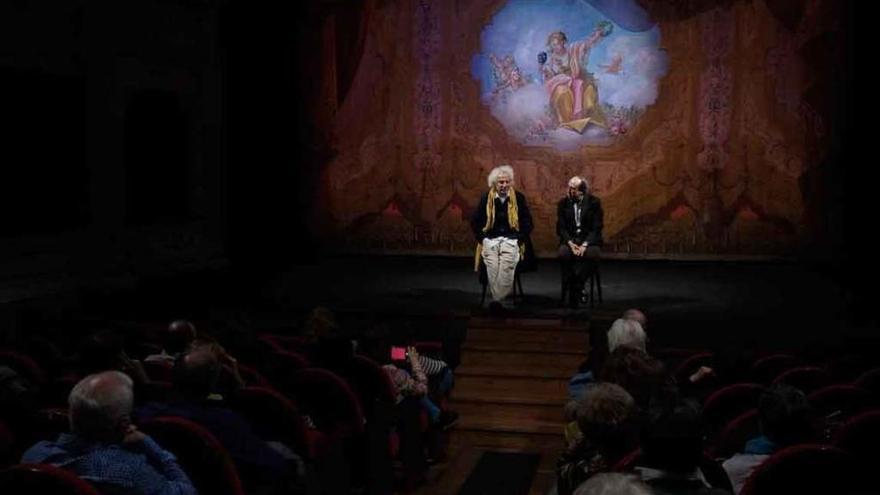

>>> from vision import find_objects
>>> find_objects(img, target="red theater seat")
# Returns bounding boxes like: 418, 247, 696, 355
750, 354, 800, 384
833, 408, 880, 467
771, 366, 831, 393
229, 386, 315, 459
708, 408, 760, 459
739, 444, 862, 495
702, 383, 764, 439
0, 463, 100, 495
139, 416, 245, 495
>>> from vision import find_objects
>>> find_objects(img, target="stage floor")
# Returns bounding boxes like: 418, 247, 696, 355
261, 255, 868, 350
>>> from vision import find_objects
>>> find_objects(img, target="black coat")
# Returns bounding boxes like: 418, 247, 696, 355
471, 190, 537, 273
556, 194, 604, 246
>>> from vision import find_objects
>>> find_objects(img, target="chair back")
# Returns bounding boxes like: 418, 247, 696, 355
703, 383, 764, 438
0, 350, 47, 387
740, 444, 862, 495
708, 408, 760, 459
771, 366, 831, 393
750, 354, 800, 384
833, 408, 880, 468
140, 416, 245, 495
286, 368, 365, 440
808, 385, 876, 439
613, 448, 732, 491
229, 386, 312, 459
0, 463, 101, 495
854, 367, 880, 398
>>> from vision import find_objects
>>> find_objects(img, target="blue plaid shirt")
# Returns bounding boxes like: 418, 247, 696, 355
22, 433, 197, 495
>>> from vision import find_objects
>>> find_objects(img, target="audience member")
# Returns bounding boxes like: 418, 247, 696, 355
138, 347, 302, 494
22, 371, 196, 495
634, 399, 730, 495
144, 320, 197, 365
608, 318, 647, 353
722, 384, 815, 494
557, 383, 639, 495
600, 347, 676, 413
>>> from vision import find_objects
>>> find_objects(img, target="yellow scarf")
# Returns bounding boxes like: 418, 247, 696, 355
474, 187, 524, 271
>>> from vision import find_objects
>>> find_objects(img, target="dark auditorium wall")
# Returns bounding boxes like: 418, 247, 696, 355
0, 1, 336, 288
0, 1, 228, 288
316, 0, 853, 259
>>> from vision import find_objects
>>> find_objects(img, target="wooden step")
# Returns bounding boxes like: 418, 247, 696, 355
467, 327, 588, 346
460, 349, 585, 373
456, 363, 572, 379
529, 470, 557, 495
453, 375, 569, 405
462, 340, 588, 355
451, 429, 565, 453
450, 400, 566, 436
468, 317, 587, 332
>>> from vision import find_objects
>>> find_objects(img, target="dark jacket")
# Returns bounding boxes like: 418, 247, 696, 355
471, 190, 537, 272
556, 194, 604, 246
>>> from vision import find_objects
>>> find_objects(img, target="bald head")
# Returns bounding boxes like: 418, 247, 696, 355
165, 320, 197, 354
567, 176, 588, 201
622, 309, 647, 329
68, 371, 134, 441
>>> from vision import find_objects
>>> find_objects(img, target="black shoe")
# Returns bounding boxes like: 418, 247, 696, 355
488, 301, 503, 316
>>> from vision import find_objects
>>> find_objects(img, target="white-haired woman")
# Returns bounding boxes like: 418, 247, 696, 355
470, 165, 535, 310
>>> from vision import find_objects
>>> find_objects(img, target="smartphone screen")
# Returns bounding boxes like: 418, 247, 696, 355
390, 346, 407, 361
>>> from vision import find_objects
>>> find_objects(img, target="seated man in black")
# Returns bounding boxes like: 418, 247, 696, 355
557, 176, 603, 306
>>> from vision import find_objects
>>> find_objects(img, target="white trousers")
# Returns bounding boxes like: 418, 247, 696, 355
482, 237, 520, 302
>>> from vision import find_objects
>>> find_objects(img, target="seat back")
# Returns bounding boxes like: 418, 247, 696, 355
257, 334, 308, 354
771, 366, 831, 393
139, 416, 245, 495
854, 367, 880, 398
750, 354, 800, 384
342, 355, 396, 419
0, 350, 47, 387
703, 383, 764, 438
708, 408, 760, 459
263, 350, 310, 378
0, 463, 101, 495
740, 444, 862, 495
228, 386, 311, 459
823, 354, 869, 383
833, 408, 880, 467
807, 385, 876, 439
285, 368, 365, 440
613, 448, 732, 491
235, 363, 271, 388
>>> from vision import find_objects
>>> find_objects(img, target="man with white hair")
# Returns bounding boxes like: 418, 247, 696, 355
607, 318, 647, 352
22, 371, 196, 495
471, 164, 534, 310
557, 175, 603, 306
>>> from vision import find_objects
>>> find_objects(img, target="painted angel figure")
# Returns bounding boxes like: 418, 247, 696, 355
537, 21, 613, 133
